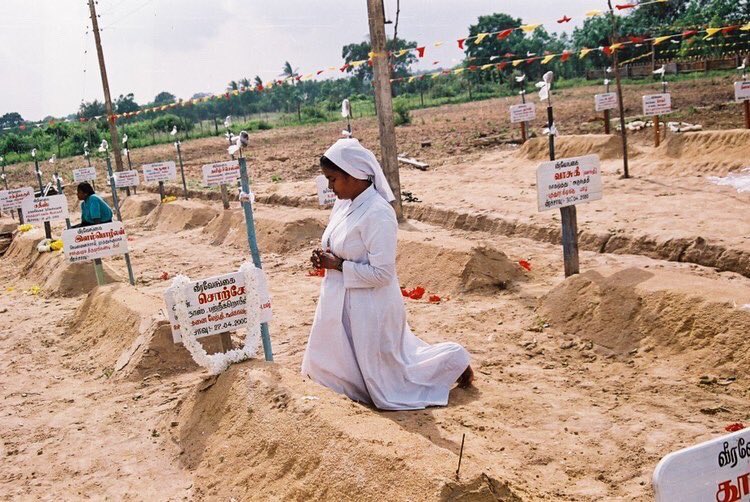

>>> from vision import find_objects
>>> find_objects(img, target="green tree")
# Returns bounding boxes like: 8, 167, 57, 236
115, 93, 139, 113
78, 100, 106, 119
342, 37, 418, 83
0, 112, 24, 128
153, 91, 176, 105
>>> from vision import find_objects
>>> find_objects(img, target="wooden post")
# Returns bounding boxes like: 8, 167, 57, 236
604, 80, 611, 134
55, 173, 71, 229
93, 258, 106, 286
34, 157, 52, 239
158, 181, 165, 201
520, 91, 528, 144
366, 0, 403, 221
220, 184, 230, 210
175, 141, 189, 199
654, 115, 661, 147
105, 155, 136, 286
607, 0, 630, 179
88, 0, 127, 194
125, 147, 136, 195
744, 100, 750, 129
238, 156, 273, 362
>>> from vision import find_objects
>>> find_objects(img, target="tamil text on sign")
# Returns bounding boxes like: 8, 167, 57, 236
536, 154, 603, 212
113, 169, 140, 188
72, 167, 97, 183
735, 81, 750, 102
142, 161, 177, 183
316, 175, 337, 206
595, 92, 618, 112
61, 221, 129, 263
201, 160, 240, 187
509, 103, 536, 124
0, 187, 34, 211
20, 194, 70, 224
642, 93, 672, 116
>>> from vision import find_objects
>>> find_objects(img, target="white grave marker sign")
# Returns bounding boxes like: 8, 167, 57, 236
595, 92, 618, 112
653, 428, 750, 502
201, 160, 240, 187
73, 167, 97, 183
509, 103, 536, 124
164, 268, 272, 344
642, 93, 672, 116
142, 161, 177, 183
20, 194, 69, 224
316, 175, 337, 206
735, 81, 750, 102
0, 187, 34, 211
536, 154, 603, 212
61, 222, 129, 263
113, 169, 140, 187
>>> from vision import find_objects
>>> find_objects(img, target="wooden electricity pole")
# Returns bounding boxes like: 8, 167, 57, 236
88, 0, 126, 185
367, 0, 403, 221
608, 0, 630, 179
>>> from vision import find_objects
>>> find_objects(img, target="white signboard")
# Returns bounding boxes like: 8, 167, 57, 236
735, 81, 750, 102
642, 93, 672, 116
202, 160, 240, 187
316, 175, 337, 206
142, 161, 177, 183
72, 167, 97, 183
20, 194, 70, 224
164, 268, 272, 344
653, 428, 750, 502
113, 169, 140, 188
61, 222, 129, 263
595, 92, 618, 112
536, 154, 603, 212
0, 187, 34, 211
509, 103, 536, 124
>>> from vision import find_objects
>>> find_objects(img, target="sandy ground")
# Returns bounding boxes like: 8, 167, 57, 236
1, 76, 750, 500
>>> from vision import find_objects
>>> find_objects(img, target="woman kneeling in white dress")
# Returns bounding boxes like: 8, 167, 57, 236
301, 138, 473, 411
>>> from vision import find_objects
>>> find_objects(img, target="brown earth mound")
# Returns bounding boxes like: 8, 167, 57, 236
144, 199, 219, 232
519, 134, 631, 161
397, 231, 523, 294
170, 363, 526, 501
655, 129, 750, 176
120, 194, 160, 219
538, 267, 750, 373
204, 206, 326, 254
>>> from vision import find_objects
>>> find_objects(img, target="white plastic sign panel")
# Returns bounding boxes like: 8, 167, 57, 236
653, 428, 750, 502
72, 167, 97, 183
20, 194, 70, 224
735, 81, 750, 102
595, 92, 618, 112
113, 169, 140, 188
642, 93, 672, 116
0, 187, 34, 211
61, 222, 129, 263
164, 268, 272, 344
509, 103, 536, 124
142, 161, 177, 183
316, 175, 337, 206
536, 154, 603, 212
202, 160, 240, 187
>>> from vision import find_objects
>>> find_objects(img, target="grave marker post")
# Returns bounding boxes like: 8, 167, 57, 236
33, 152, 52, 239
175, 141, 189, 199
54, 172, 71, 229
104, 154, 135, 285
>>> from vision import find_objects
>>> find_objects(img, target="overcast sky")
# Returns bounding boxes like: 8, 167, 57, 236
1, 0, 602, 121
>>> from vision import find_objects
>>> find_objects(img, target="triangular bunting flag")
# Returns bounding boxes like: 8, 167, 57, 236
520, 24, 541, 32
416, 46, 426, 57
586, 10, 602, 17
541, 54, 556, 64
497, 29, 514, 40
474, 33, 489, 44
703, 28, 721, 40
579, 47, 593, 58
457, 38, 466, 49
653, 36, 671, 45
512, 59, 524, 67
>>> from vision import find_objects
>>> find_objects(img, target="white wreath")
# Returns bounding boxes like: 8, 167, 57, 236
170, 262, 262, 375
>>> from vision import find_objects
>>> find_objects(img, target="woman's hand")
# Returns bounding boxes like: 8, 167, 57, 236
311, 248, 343, 271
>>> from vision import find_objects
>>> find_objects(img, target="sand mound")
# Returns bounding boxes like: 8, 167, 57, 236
397, 231, 523, 294
144, 199, 219, 232
519, 134, 630, 161
538, 267, 750, 372
113, 320, 199, 380
204, 206, 326, 254
171, 363, 525, 500
120, 194, 160, 219
655, 129, 750, 176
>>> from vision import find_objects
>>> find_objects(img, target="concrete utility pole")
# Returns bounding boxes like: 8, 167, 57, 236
366, 0, 403, 220
88, 0, 126, 188
608, 0, 630, 178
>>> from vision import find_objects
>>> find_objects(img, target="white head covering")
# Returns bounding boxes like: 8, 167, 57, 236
323, 138, 395, 202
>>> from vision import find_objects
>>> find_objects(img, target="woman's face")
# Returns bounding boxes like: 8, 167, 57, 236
76, 188, 86, 201
322, 165, 361, 200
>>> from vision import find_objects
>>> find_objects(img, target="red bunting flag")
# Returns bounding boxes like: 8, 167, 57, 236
340, 63, 349, 72
497, 61, 508, 70
504, 52, 515, 58
416, 46, 426, 57
316, 70, 324, 75
525, 57, 535, 64
557, 15, 572, 23
615, 3, 637, 9
457, 38, 466, 49
629, 36, 646, 44
497, 29, 514, 40
561, 51, 571, 62
468, 65, 478, 71
722, 25, 739, 35
682, 29, 698, 38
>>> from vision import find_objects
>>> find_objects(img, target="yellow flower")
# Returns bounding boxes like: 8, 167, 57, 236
50, 240, 64, 251
18, 224, 33, 232
29, 285, 41, 296
162, 195, 177, 204
6, 287, 14, 293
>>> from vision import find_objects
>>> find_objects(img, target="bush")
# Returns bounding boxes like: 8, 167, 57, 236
393, 100, 411, 126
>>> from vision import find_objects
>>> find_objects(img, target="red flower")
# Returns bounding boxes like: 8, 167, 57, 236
160, 271, 169, 281
518, 260, 532, 271
401, 287, 410, 297
428, 295, 441, 303
409, 286, 425, 300
725, 423, 746, 432
307, 268, 325, 277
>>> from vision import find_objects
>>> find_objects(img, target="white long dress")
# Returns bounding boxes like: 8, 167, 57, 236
301, 185, 470, 411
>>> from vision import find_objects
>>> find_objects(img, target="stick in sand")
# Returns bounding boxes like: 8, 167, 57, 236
456, 433, 466, 479
102, 141, 136, 286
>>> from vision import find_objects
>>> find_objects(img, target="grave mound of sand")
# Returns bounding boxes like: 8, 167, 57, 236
519, 134, 630, 161
204, 206, 326, 254
3, 228, 121, 296
120, 194, 160, 219
65, 284, 196, 378
397, 231, 524, 294
654, 129, 750, 176
538, 267, 750, 373
170, 363, 526, 500
144, 199, 219, 232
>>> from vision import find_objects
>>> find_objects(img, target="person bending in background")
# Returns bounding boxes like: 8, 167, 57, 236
72, 181, 113, 228
302, 138, 473, 411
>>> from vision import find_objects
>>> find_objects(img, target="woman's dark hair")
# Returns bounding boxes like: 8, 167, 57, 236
320, 155, 350, 176
77, 181, 95, 196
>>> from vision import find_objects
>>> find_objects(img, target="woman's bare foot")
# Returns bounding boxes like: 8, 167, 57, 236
456, 365, 474, 389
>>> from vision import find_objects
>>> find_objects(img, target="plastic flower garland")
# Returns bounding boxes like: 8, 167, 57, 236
18, 224, 33, 232
168, 262, 262, 375
162, 195, 177, 204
